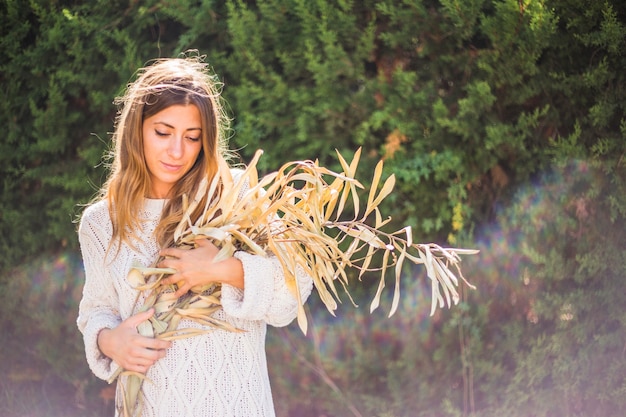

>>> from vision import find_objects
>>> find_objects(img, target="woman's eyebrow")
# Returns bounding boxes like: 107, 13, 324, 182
153, 121, 201, 131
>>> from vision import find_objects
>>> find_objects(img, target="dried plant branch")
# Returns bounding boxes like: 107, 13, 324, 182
116, 148, 478, 416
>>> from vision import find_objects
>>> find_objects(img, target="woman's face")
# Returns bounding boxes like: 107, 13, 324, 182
142, 104, 203, 198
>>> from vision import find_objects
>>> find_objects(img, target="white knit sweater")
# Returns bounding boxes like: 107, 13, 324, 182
77, 191, 312, 417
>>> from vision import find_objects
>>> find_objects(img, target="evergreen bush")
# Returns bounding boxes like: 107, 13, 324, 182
1, 1, 625, 416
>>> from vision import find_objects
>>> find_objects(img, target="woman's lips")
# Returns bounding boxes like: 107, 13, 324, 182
161, 161, 183, 172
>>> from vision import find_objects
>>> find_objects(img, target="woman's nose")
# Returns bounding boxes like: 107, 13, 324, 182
167, 136, 183, 159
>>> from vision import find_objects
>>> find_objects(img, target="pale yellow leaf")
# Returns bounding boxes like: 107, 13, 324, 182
212, 241, 236, 263
369, 249, 390, 313
296, 303, 308, 334
137, 320, 154, 337
388, 249, 405, 317
366, 160, 384, 215
365, 173, 396, 218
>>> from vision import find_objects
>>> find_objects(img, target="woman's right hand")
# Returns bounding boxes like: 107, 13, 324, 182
97, 309, 171, 374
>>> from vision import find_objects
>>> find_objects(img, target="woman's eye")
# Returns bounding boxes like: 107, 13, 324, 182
155, 130, 169, 137
187, 136, 201, 142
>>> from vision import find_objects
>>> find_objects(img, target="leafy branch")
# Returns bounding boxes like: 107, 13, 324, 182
117, 147, 478, 416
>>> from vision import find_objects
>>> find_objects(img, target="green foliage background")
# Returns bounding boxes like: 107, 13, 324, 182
1, 1, 625, 416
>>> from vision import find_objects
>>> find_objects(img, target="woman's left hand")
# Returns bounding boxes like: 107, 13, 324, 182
158, 238, 244, 297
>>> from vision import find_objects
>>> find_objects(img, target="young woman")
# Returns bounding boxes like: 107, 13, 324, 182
77, 56, 312, 417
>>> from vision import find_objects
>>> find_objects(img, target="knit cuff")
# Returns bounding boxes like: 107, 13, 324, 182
221, 251, 275, 321
82, 315, 122, 382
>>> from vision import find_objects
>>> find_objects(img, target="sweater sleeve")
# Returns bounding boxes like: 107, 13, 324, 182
76, 207, 122, 382
221, 251, 313, 327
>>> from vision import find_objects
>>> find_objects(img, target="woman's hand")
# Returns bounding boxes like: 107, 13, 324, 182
97, 309, 170, 374
158, 238, 244, 297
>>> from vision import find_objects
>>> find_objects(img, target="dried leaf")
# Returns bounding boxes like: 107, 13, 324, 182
388, 247, 406, 317
120, 147, 478, 416
370, 249, 390, 313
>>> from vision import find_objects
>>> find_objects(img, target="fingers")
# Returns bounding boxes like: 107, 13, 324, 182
131, 339, 170, 359
194, 238, 213, 248
124, 308, 155, 328
159, 275, 190, 297
156, 255, 190, 292
160, 274, 191, 297
157, 239, 220, 295
127, 348, 161, 366
158, 238, 216, 260
98, 309, 174, 375
157, 257, 179, 276
173, 282, 192, 298
123, 345, 167, 373
150, 338, 172, 352
156, 254, 184, 287
159, 246, 182, 259
159, 272, 183, 288
118, 320, 171, 373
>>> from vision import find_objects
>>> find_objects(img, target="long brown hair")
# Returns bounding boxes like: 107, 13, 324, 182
97, 54, 231, 249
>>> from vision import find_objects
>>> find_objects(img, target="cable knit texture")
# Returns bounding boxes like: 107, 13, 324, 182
77, 175, 313, 417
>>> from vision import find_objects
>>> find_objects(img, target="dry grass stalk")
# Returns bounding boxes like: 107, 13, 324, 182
114, 147, 478, 416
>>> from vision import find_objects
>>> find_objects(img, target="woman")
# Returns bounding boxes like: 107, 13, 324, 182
77, 55, 312, 417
